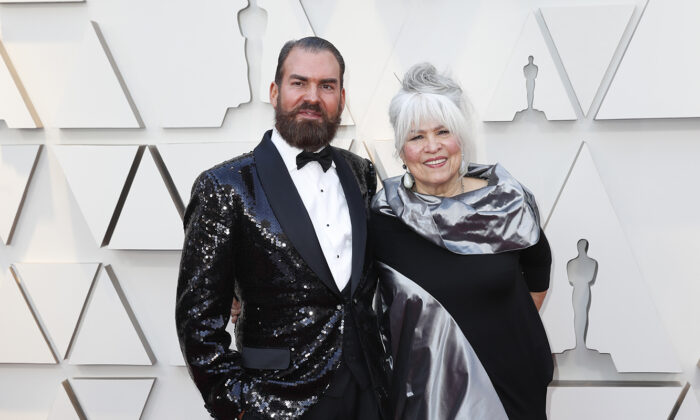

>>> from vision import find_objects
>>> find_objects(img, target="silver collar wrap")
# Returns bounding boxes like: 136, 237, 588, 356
371, 163, 541, 255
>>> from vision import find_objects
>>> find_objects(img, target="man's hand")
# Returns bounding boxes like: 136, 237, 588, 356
231, 299, 242, 323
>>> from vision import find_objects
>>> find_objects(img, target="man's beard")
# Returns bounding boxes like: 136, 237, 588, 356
275, 98, 342, 151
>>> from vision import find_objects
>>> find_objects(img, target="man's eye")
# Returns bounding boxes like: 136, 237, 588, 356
322, 84, 334, 90
291, 81, 303, 86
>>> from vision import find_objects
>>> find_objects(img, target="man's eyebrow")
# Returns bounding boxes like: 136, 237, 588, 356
288, 74, 338, 85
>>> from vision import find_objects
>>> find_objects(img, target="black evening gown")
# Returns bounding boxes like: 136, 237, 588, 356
370, 212, 554, 420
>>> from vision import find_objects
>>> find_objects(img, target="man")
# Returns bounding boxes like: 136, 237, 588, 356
176, 37, 391, 420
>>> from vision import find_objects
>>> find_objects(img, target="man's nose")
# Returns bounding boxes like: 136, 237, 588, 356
304, 85, 320, 103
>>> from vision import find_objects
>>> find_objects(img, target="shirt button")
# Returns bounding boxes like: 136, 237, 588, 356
320, 189, 324, 192
326, 224, 330, 227
336, 255, 340, 258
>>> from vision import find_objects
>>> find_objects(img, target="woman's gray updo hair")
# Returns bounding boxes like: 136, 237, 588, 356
389, 63, 476, 174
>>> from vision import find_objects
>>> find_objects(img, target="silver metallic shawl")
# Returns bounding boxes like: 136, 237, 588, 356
378, 262, 508, 420
371, 163, 540, 254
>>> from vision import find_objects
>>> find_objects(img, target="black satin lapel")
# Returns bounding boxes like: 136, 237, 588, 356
254, 132, 340, 296
332, 148, 367, 296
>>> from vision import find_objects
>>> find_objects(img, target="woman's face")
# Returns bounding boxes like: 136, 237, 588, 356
401, 120, 463, 195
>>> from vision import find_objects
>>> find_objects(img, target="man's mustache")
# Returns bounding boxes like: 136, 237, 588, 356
294, 102, 324, 115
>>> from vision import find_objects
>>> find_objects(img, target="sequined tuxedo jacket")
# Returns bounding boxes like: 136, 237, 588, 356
176, 130, 391, 420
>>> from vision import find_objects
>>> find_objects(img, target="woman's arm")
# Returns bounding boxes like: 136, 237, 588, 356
520, 229, 552, 312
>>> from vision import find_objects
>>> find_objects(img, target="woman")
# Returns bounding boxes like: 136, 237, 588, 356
371, 63, 553, 419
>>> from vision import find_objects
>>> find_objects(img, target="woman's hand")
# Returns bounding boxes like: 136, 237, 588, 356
231, 299, 242, 323
530, 291, 547, 312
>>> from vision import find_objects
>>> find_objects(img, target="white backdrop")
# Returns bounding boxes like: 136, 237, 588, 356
1, 0, 699, 418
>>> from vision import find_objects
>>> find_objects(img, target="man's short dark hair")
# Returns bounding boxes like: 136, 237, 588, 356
274, 37, 345, 88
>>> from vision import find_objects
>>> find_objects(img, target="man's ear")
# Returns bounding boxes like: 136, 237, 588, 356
269, 82, 278, 108
340, 87, 346, 112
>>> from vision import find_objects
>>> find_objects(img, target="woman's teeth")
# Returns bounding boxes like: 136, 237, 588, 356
425, 158, 447, 165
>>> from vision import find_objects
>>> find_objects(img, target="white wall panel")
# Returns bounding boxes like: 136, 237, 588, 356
543, 143, 681, 372
68, 267, 153, 365
357, 66, 402, 141
0, 39, 41, 128
13, 263, 99, 360
676, 386, 700, 420
46, 382, 82, 420
484, 13, 576, 121
156, 142, 257, 207
157, 0, 248, 127
0, 0, 84, 2
547, 386, 680, 419
0, 144, 41, 245
55, 21, 142, 128
72, 378, 154, 420
368, 139, 402, 181
108, 149, 182, 250
0, 272, 55, 364
541, 4, 635, 117
53, 145, 140, 247
597, 0, 700, 119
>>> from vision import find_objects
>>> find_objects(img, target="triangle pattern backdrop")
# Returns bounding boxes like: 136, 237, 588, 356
53, 145, 140, 247
0, 144, 41, 245
540, 4, 635, 117
55, 21, 143, 128
547, 386, 681, 420
0, 37, 40, 128
72, 378, 155, 419
484, 12, 576, 121
0, 270, 55, 364
0, 0, 84, 2
542, 143, 681, 372
368, 139, 403, 181
156, 142, 258, 208
47, 382, 83, 420
158, 0, 248, 127
597, 0, 700, 119
108, 147, 183, 250
676, 385, 700, 420
68, 266, 153, 365
13, 263, 99, 360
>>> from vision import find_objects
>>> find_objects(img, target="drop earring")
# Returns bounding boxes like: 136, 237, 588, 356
402, 164, 414, 189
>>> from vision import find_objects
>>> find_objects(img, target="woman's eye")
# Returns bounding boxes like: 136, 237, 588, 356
409, 135, 423, 141
438, 129, 450, 135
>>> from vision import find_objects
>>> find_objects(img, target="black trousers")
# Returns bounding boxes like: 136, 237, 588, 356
302, 362, 382, 420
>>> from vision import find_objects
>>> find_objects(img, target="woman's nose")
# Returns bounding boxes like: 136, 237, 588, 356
424, 136, 441, 152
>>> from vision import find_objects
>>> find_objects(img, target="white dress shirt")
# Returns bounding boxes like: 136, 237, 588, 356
270, 129, 353, 291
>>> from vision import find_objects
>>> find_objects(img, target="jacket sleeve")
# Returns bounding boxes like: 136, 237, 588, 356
366, 159, 377, 203
520, 228, 552, 292
176, 172, 249, 419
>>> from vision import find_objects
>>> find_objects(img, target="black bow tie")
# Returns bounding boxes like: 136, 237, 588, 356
296, 147, 333, 172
